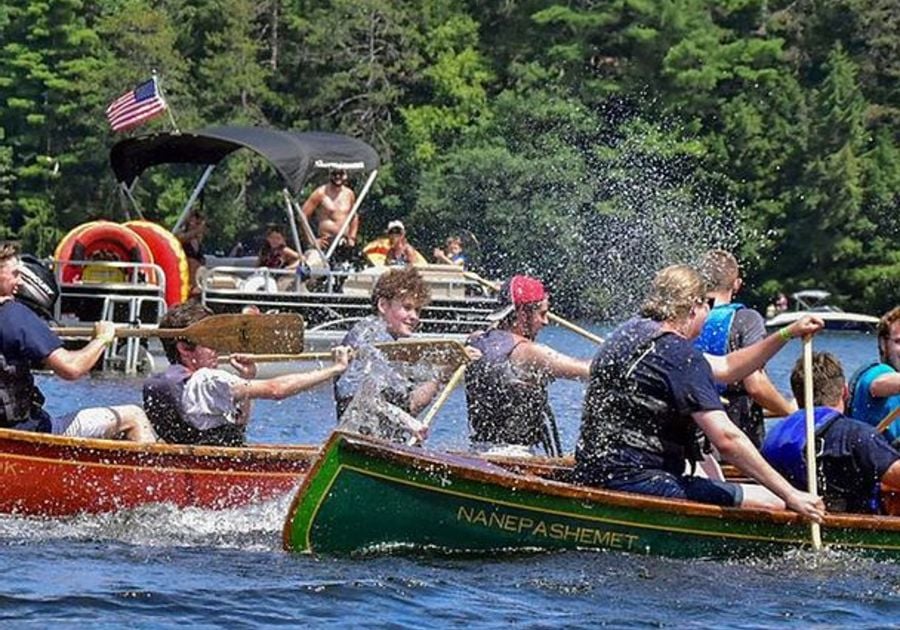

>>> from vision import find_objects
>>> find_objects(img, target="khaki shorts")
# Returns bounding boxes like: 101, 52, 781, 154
52, 407, 123, 439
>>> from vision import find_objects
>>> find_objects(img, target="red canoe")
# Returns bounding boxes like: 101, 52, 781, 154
0, 428, 316, 516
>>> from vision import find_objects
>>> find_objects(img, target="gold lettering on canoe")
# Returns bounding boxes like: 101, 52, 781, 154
0, 460, 21, 475
456, 505, 639, 550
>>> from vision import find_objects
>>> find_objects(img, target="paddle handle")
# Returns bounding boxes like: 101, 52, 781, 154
548, 313, 604, 344
463, 272, 603, 345
802, 335, 823, 550
407, 363, 467, 447
876, 406, 900, 434
55, 327, 173, 339
218, 352, 332, 363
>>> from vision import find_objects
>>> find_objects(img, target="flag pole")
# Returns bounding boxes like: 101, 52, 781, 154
153, 70, 181, 134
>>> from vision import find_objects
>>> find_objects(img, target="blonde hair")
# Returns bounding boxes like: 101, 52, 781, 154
699, 249, 739, 292
640, 264, 705, 322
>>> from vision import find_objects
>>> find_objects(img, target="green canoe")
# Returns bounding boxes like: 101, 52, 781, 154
282, 431, 900, 558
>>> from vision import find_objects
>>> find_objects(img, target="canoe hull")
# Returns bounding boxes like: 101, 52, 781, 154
283, 432, 900, 559
0, 428, 315, 516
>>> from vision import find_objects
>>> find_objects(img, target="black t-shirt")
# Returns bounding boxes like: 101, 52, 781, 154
577, 317, 724, 476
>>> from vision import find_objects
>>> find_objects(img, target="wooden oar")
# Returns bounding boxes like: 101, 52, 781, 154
875, 406, 900, 434
226, 339, 469, 366
55, 313, 305, 355
802, 335, 823, 551
463, 271, 604, 345
407, 363, 468, 447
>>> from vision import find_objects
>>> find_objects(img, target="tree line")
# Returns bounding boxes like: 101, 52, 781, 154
1, 0, 897, 318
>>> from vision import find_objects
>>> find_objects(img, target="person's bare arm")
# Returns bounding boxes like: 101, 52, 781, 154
693, 409, 824, 522
705, 315, 824, 383
433, 248, 452, 265
512, 342, 591, 381
44, 322, 115, 380
869, 373, 900, 399
281, 246, 301, 269
231, 347, 350, 401
743, 369, 798, 416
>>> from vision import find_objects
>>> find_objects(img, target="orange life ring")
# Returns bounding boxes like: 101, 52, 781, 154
362, 236, 426, 266
124, 221, 190, 305
54, 221, 157, 285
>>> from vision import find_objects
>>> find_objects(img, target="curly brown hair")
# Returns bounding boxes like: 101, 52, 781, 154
158, 301, 213, 364
371, 267, 431, 312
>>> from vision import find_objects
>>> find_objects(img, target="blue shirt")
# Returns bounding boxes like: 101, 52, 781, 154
850, 363, 900, 442
0, 301, 61, 366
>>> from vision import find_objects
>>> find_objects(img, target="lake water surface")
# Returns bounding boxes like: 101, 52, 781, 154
3, 326, 900, 627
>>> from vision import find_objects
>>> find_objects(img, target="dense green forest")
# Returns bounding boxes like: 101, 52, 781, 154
1, 0, 897, 318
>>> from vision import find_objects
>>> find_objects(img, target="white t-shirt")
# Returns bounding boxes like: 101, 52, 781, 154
181, 367, 247, 430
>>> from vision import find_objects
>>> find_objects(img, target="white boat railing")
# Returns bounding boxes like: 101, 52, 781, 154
52, 259, 167, 374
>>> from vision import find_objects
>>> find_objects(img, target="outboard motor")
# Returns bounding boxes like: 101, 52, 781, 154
17, 254, 60, 320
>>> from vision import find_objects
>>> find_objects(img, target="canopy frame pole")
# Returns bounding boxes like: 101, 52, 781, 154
172, 164, 216, 233
118, 182, 146, 220
282, 189, 305, 256
288, 194, 326, 261
324, 169, 378, 261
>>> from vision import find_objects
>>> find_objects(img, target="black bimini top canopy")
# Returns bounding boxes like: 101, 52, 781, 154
110, 126, 380, 195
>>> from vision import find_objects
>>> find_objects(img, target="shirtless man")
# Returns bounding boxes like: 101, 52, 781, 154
300, 169, 357, 256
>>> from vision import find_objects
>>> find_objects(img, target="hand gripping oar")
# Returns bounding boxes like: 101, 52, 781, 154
463, 271, 604, 345
802, 335, 823, 551
54, 313, 305, 355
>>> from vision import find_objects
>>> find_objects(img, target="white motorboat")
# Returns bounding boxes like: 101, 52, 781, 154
765, 289, 878, 332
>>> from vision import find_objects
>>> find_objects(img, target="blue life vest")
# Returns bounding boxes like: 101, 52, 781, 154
694, 303, 744, 356
762, 407, 841, 489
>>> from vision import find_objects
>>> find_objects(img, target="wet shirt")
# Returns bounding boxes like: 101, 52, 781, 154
333, 316, 434, 417
850, 363, 900, 442
576, 317, 724, 479
180, 367, 247, 430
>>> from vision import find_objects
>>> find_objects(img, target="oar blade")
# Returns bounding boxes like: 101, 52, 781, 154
376, 340, 469, 368
187, 313, 305, 354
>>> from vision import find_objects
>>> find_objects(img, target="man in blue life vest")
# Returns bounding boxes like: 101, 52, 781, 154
762, 352, 900, 515
848, 307, 900, 444
695, 250, 796, 446
465, 275, 592, 456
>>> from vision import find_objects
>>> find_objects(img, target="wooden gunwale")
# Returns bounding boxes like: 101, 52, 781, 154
0, 427, 315, 473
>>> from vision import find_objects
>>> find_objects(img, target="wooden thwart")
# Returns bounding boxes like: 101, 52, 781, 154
54, 313, 305, 355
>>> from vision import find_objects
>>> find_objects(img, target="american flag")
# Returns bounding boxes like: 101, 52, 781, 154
105, 78, 167, 132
